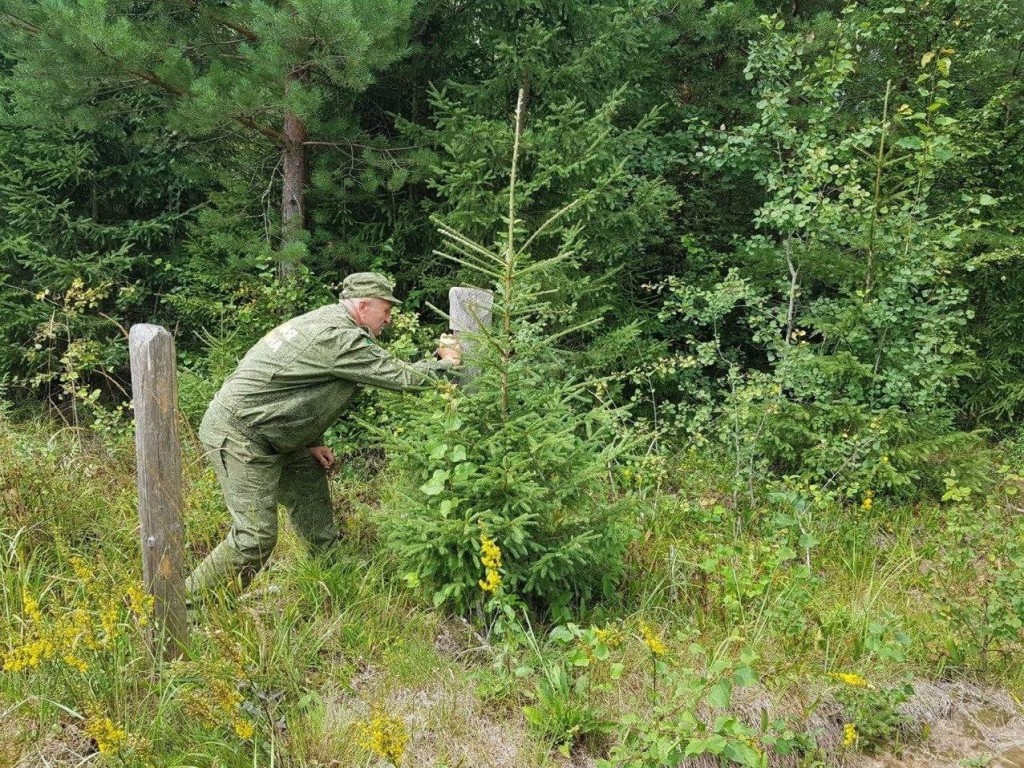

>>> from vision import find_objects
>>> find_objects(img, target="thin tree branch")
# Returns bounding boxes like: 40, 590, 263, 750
181, 0, 258, 42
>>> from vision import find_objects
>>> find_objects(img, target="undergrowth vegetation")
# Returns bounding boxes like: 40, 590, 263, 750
2, 408, 1023, 766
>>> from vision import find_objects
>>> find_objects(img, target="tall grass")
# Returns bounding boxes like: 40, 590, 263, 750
2, 413, 1023, 766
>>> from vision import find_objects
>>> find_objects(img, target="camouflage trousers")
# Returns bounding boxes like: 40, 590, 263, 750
185, 421, 338, 598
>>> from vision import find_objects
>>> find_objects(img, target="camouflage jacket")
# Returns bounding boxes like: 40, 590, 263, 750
199, 302, 453, 453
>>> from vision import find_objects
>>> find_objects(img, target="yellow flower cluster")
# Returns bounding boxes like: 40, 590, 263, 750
187, 677, 240, 720
176, 630, 259, 741
843, 722, 858, 748
638, 621, 667, 657
181, 673, 255, 742
22, 591, 43, 623
63, 652, 89, 674
833, 672, 871, 688
83, 712, 150, 757
232, 716, 255, 741
3, 637, 55, 671
354, 710, 410, 766
478, 533, 502, 594
861, 489, 874, 510
85, 716, 127, 754
125, 584, 154, 628
70, 556, 95, 585
2, 562, 153, 675
594, 624, 623, 649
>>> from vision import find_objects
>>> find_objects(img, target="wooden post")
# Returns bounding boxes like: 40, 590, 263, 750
449, 287, 494, 381
129, 324, 188, 660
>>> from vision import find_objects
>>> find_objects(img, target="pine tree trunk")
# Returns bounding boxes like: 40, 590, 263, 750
280, 73, 307, 277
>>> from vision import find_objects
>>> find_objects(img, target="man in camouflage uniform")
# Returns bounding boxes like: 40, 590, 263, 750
186, 272, 461, 598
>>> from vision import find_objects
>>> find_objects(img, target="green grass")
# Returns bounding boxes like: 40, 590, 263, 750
2, 415, 1023, 767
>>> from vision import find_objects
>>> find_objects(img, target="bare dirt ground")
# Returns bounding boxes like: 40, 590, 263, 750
851, 681, 1024, 768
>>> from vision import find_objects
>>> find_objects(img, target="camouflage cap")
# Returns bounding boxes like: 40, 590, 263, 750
340, 272, 402, 305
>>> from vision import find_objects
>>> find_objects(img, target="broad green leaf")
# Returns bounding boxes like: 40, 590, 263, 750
733, 665, 757, 686
684, 738, 709, 757
724, 741, 763, 766
420, 469, 449, 496
708, 679, 732, 708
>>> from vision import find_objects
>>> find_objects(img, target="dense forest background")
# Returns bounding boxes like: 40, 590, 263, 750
2, 0, 1021, 496
3, 2, 1024, 765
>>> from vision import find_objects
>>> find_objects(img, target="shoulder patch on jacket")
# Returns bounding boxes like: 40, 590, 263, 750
263, 323, 300, 352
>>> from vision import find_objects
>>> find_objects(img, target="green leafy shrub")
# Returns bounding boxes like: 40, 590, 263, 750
599, 641, 815, 768
830, 673, 914, 753
644, 11, 989, 503
521, 624, 620, 755
927, 496, 1024, 676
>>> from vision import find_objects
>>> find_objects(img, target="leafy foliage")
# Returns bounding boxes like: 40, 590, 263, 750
642, 8, 993, 499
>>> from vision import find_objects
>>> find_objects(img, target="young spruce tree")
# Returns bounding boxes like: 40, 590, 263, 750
378, 92, 637, 618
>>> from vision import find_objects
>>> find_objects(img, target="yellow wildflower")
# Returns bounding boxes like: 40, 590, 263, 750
99, 602, 119, 646
61, 607, 100, 652
232, 717, 255, 740
63, 653, 89, 674
594, 624, 623, 649
2, 637, 55, 671
833, 672, 871, 688
638, 621, 667, 657
22, 590, 43, 623
69, 556, 94, 585
479, 568, 502, 593
861, 489, 874, 510
125, 583, 154, 627
478, 533, 503, 594
211, 678, 244, 716
354, 710, 409, 766
843, 722, 857, 748
85, 716, 127, 754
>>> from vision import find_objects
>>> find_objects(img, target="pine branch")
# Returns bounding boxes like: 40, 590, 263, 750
436, 224, 505, 265
1, 10, 40, 34
3, 12, 286, 146
541, 318, 602, 345
180, 0, 258, 42
115, 53, 286, 145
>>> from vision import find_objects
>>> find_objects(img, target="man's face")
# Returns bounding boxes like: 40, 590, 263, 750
356, 298, 393, 338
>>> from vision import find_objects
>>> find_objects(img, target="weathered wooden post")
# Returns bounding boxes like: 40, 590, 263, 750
129, 324, 188, 660
448, 287, 494, 382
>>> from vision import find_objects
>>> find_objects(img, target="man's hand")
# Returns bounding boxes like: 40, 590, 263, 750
437, 346, 462, 366
308, 445, 336, 471
437, 333, 462, 366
